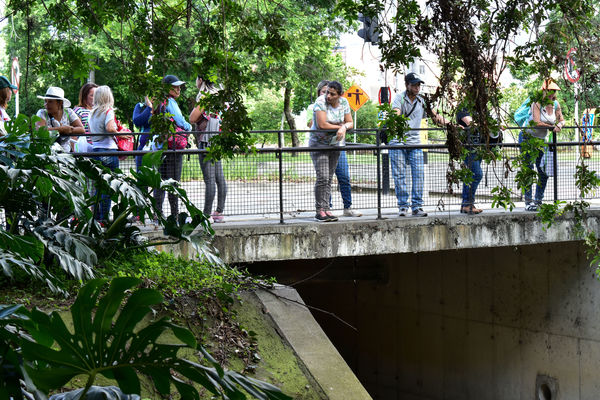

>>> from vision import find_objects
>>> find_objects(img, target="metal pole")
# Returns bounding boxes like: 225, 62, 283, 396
278, 128, 284, 224
575, 82, 580, 145
552, 130, 558, 202
353, 110, 357, 143
376, 128, 382, 219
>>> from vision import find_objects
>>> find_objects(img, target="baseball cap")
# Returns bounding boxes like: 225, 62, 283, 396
405, 73, 425, 85
163, 75, 186, 86
0, 76, 17, 90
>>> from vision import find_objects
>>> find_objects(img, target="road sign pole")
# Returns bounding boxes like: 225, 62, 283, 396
353, 110, 357, 143
575, 82, 580, 145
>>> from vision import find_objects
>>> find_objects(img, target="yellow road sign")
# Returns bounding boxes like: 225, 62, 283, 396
343, 85, 370, 111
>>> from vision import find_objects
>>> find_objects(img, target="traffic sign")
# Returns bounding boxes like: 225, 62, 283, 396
10, 57, 20, 93
565, 47, 581, 83
343, 85, 370, 111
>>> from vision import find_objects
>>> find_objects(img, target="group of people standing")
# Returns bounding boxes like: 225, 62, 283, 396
0, 71, 567, 223
307, 73, 566, 220
0, 74, 228, 224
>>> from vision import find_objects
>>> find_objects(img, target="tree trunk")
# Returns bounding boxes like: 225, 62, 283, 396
283, 85, 299, 148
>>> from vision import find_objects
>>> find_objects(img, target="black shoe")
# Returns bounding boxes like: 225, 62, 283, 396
315, 212, 329, 222
325, 212, 338, 222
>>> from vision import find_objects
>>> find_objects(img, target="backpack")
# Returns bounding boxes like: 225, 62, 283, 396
514, 98, 559, 127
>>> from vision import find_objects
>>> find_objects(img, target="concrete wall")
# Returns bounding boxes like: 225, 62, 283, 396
248, 242, 600, 400
211, 211, 600, 264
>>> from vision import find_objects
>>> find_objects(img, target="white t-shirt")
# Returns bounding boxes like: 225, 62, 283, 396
89, 109, 117, 150
0, 106, 10, 135
36, 107, 80, 151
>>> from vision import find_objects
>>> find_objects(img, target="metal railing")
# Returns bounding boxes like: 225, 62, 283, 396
69, 126, 600, 223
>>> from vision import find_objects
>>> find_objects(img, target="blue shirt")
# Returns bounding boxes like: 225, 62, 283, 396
132, 103, 152, 133
166, 97, 191, 131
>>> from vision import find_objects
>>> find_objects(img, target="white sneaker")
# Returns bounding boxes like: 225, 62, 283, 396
343, 207, 362, 217
525, 202, 538, 212
412, 208, 428, 217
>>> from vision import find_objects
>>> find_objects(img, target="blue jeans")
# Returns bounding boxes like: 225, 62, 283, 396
92, 148, 119, 221
519, 131, 548, 204
390, 146, 424, 210
329, 151, 352, 209
461, 151, 482, 206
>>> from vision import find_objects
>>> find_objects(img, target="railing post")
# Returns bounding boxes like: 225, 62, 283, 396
552, 131, 558, 202
278, 130, 284, 224
376, 128, 382, 219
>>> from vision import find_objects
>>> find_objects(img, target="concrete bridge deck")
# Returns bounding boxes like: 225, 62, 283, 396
210, 207, 600, 264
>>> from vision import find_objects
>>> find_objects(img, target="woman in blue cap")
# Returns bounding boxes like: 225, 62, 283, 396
153, 74, 192, 218
0, 76, 17, 135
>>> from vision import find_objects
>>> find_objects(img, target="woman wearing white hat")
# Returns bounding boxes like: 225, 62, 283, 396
35, 86, 84, 152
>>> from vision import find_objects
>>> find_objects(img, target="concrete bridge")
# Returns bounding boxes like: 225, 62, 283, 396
167, 209, 600, 399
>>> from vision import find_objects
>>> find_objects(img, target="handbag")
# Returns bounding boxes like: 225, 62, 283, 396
167, 125, 189, 150
112, 112, 134, 159
155, 100, 189, 150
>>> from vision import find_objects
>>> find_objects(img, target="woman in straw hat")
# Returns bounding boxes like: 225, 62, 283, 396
519, 78, 565, 212
35, 86, 84, 152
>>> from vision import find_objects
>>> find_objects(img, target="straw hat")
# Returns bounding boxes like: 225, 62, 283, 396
37, 87, 71, 108
541, 79, 561, 91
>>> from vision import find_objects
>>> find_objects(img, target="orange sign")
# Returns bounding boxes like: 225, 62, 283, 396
343, 85, 370, 111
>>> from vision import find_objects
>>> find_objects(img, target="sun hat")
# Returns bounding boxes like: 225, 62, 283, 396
541, 79, 561, 91
0, 76, 17, 90
163, 75, 186, 86
405, 72, 425, 85
37, 87, 71, 108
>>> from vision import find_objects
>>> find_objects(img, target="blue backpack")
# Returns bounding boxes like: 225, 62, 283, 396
514, 98, 559, 127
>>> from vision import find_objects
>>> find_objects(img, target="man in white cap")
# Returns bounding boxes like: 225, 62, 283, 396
389, 72, 453, 217
35, 86, 84, 152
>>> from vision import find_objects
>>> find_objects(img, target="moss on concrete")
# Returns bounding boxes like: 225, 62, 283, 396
232, 292, 325, 400
50, 290, 324, 400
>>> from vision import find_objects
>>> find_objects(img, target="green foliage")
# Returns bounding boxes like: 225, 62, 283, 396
377, 103, 409, 142
538, 201, 566, 228
491, 185, 516, 211
102, 251, 253, 303
0, 114, 214, 293
1, 277, 291, 399
513, 135, 545, 198
354, 101, 380, 144
574, 163, 600, 198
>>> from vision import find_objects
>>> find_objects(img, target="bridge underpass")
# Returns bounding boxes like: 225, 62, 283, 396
203, 210, 600, 399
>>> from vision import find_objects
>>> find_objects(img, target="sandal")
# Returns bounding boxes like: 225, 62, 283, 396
470, 205, 483, 214
460, 205, 483, 215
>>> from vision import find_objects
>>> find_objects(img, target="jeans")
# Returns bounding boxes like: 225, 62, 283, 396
390, 146, 424, 210
519, 131, 548, 204
92, 148, 119, 222
199, 153, 227, 215
329, 151, 352, 209
461, 150, 483, 206
310, 148, 341, 211
154, 152, 183, 217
